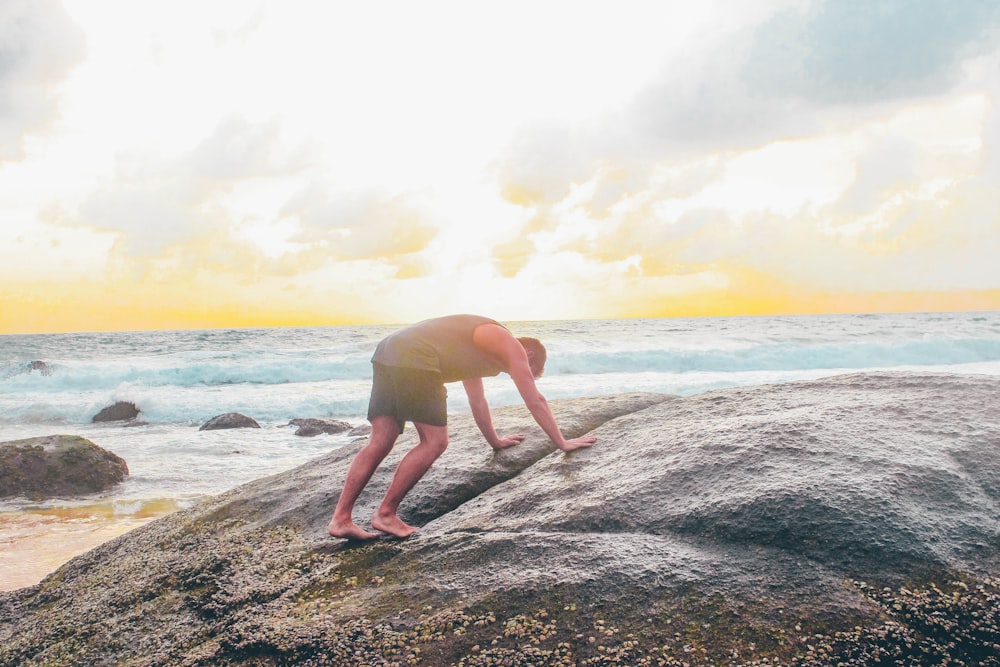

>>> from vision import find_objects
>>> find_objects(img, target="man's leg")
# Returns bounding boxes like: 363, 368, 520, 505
371, 422, 448, 538
328, 415, 401, 540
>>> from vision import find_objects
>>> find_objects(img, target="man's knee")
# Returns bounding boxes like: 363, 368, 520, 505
422, 434, 448, 457
415, 424, 448, 457
364, 436, 395, 458
366, 416, 400, 456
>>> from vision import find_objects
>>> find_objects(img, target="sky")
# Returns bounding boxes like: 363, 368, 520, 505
2, 0, 999, 334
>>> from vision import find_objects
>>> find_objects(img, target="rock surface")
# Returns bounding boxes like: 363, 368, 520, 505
2, 374, 1000, 666
91, 401, 140, 422
288, 418, 353, 437
199, 412, 261, 431
0, 435, 129, 499
348, 422, 372, 438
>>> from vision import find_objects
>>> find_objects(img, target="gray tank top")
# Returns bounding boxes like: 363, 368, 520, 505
371, 314, 505, 382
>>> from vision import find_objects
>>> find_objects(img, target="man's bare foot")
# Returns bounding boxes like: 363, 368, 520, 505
371, 512, 418, 538
328, 518, 379, 541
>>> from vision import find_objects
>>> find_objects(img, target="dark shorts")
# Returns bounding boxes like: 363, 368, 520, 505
367, 362, 448, 432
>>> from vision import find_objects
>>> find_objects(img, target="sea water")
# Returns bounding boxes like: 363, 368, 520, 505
2, 311, 1000, 589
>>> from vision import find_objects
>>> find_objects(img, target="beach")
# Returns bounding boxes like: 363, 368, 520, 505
3, 311, 1000, 591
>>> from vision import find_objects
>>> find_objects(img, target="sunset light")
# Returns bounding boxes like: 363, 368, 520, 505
2, 0, 999, 333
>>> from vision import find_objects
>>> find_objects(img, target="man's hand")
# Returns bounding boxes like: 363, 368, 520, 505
491, 433, 526, 450
557, 435, 596, 452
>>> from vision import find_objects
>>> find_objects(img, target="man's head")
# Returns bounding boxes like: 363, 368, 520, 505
517, 337, 547, 378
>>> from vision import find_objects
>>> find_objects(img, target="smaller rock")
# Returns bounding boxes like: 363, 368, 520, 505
200, 413, 261, 431
0, 435, 128, 499
28, 360, 53, 376
93, 401, 140, 423
288, 418, 353, 437
348, 423, 372, 438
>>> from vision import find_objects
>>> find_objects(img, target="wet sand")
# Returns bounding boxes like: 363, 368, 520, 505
0, 504, 177, 591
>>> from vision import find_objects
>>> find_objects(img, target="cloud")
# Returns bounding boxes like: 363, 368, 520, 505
78, 116, 314, 256
186, 116, 314, 186
55, 110, 436, 289
279, 183, 438, 263
743, 0, 1000, 104
482, 0, 1000, 317
489, 82, 998, 310
835, 135, 919, 216
629, 0, 1000, 157
0, 0, 85, 162
494, 1, 1000, 220
493, 121, 595, 207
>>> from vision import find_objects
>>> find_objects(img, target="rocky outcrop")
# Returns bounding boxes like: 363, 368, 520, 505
2, 375, 1000, 666
288, 418, 353, 437
91, 401, 140, 423
0, 435, 128, 499
199, 412, 261, 431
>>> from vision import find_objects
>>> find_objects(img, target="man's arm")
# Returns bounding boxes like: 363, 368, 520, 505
472, 324, 595, 452
463, 377, 525, 450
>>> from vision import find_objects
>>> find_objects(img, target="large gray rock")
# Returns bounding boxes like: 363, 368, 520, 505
0, 435, 129, 499
2, 375, 1000, 666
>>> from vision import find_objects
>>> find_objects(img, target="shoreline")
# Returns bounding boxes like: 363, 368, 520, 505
0, 498, 192, 591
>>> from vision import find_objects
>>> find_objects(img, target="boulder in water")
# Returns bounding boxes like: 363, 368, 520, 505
91, 401, 140, 423
0, 434, 128, 499
288, 418, 353, 437
199, 412, 261, 431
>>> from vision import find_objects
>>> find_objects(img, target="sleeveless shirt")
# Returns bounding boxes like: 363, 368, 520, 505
371, 314, 505, 383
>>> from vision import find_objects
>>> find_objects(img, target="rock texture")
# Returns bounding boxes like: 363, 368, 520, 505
91, 401, 140, 422
288, 418, 353, 437
2, 374, 1000, 666
0, 435, 129, 499
348, 423, 372, 438
199, 412, 261, 431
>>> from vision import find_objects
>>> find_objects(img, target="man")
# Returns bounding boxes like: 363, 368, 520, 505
328, 314, 596, 540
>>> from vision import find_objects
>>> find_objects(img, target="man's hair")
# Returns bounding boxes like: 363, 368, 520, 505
517, 337, 547, 378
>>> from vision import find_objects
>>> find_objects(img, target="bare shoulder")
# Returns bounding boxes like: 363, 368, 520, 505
471, 322, 515, 350
473, 323, 532, 375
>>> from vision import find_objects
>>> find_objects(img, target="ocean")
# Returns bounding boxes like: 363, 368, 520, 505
3, 311, 1000, 590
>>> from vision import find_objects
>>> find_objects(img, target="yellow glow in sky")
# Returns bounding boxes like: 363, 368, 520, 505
1, 0, 999, 333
